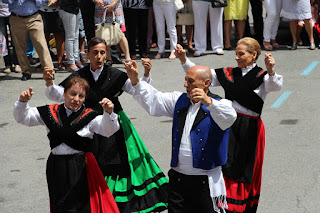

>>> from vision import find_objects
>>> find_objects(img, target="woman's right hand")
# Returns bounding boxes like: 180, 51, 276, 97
19, 88, 34, 102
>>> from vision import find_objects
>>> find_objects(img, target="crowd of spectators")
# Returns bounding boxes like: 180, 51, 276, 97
0, 0, 319, 80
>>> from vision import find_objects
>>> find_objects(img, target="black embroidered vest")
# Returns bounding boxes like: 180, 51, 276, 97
215, 66, 267, 114
37, 104, 98, 151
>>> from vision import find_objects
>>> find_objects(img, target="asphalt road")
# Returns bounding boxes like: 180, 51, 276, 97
1, 27, 320, 212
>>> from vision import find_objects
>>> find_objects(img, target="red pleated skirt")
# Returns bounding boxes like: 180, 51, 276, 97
224, 118, 265, 213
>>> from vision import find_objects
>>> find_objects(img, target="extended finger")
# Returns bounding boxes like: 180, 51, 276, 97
29, 87, 33, 95
132, 60, 138, 68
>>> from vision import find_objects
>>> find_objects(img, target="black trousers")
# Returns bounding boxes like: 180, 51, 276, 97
167, 169, 216, 213
245, 0, 263, 43
123, 8, 149, 56
79, 0, 96, 42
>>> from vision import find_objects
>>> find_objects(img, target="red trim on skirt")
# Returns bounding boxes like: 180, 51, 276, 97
224, 119, 265, 213
85, 152, 120, 213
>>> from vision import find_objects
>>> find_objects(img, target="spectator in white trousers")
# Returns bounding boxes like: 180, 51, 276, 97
192, 0, 224, 56
262, 0, 283, 51
153, 0, 177, 60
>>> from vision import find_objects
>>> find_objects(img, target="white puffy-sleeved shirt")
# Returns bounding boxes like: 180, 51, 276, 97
132, 80, 236, 203
45, 65, 152, 103
182, 58, 284, 117
132, 80, 237, 175
13, 101, 120, 155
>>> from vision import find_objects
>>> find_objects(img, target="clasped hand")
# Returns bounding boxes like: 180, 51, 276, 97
123, 60, 140, 85
99, 98, 114, 114
264, 53, 275, 75
189, 88, 212, 106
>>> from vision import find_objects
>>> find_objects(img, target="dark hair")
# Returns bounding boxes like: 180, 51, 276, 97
87, 37, 107, 52
64, 76, 90, 95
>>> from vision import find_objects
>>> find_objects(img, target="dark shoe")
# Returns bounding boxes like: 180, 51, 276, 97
140, 53, 149, 58
224, 46, 233, 51
187, 47, 195, 54
58, 63, 67, 71
28, 55, 39, 65
21, 73, 31, 81
80, 52, 88, 62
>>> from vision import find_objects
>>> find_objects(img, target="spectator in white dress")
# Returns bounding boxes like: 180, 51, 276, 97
282, 0, 315, 50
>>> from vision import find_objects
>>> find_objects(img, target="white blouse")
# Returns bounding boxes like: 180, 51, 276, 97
182, 58, 284, 116
13, 101, 120, 155
45, 65, 152, 103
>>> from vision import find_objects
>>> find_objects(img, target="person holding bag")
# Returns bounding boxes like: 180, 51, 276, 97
94, 0, 131, 65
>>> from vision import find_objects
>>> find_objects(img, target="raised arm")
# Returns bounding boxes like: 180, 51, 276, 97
263, 53, 283, 92
43, 67, 66, 102
88, 98, 120, 138
122, 58, 153, 95
175, 44, 196, 72
13, 88, 45, 126
123, 60, 180, 117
